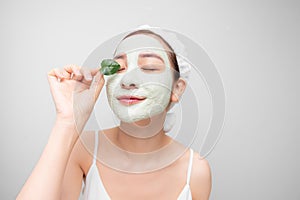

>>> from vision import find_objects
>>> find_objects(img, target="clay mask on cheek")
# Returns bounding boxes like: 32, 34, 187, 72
106, 35, 174, 123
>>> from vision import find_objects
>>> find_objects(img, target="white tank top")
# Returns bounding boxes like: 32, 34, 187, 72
81, 131, 194, 200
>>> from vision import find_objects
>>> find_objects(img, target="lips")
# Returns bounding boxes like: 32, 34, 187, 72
117, 95, 146, 105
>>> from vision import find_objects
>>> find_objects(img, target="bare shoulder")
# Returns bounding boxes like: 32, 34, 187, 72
190, 151, 212, 200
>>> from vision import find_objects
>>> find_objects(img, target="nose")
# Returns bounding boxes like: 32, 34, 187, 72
120, 69, 141, 90
121, 83, 137, 89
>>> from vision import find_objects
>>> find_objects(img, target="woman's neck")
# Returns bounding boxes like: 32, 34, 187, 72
113, 113, 171, 153
115, 126, 171, 153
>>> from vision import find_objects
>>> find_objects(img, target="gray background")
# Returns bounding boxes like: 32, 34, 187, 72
1, 0, 299, 199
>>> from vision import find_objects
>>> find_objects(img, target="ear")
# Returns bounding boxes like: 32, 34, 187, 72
171, 78, 186, 102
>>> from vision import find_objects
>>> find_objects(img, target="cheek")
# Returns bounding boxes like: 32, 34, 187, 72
106, 76, 122, 98
141, 84, 172, 101
141, 72, 173, 96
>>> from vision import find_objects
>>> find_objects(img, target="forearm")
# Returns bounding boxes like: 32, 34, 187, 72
17, 119, 79, 200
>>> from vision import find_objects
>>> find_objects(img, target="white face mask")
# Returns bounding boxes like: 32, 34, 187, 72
106, 34, 174, 123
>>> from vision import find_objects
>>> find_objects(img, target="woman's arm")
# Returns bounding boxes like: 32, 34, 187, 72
17, 66, 104, 200
17, 120, 80, 200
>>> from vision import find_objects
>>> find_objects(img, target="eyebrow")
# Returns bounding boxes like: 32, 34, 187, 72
139, 52, 165, 63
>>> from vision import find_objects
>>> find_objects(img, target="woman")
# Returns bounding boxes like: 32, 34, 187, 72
17, 29, 211, 200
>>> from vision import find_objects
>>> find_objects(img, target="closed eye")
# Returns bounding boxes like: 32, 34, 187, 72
140, 64, 163, 72
141, 68, 158, 71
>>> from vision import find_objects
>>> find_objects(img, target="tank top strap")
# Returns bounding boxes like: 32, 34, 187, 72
186, 148, 194, 185
92, 130, 99, 165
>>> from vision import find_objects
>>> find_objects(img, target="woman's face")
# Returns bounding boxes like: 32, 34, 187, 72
106, 34, 174, 123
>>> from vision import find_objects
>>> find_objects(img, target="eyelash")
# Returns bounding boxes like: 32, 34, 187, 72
141, 68, 158, 71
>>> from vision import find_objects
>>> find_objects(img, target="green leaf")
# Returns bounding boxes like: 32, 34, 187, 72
100, 59, 121, 75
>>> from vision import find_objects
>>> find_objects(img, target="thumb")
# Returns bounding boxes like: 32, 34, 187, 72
90, 71, 105, 102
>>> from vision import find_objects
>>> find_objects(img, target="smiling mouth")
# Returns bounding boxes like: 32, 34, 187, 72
117, 95, 146, 105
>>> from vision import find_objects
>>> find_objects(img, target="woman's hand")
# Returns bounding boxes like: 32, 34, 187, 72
47, 65, 104, 133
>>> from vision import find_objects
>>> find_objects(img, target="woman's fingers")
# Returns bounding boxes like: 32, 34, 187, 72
91, 68, 100, 76
80, 67, 93, 82
48, 65, 100, 84
63, 65, 95, 82
63, 65, 83, 81
47, 68, 65, 82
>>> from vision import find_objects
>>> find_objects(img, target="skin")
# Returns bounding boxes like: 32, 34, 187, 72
17, 35, 211, 200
